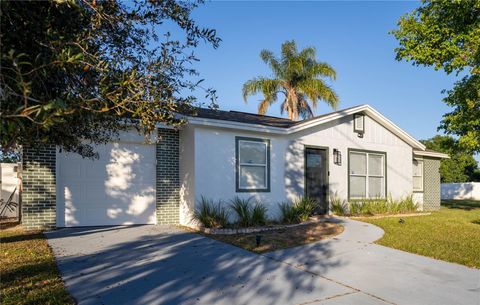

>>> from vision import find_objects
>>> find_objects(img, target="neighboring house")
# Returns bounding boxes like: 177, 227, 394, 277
21, 104, 449, 229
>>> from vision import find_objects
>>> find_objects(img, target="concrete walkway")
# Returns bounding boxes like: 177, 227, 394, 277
265, 218, 480, 305
46, 219, 480, 305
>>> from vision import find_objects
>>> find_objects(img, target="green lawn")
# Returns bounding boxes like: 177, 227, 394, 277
359, 200, 480, 268
0, 226, 74, 305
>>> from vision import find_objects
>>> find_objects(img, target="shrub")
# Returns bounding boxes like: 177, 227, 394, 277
278, 201, 298, 224
251, 202, 268, 226
395, 195, 418, 213
330, 195, 348, 216
358, 198, 388, 215
230, 196, 253, 227
294, 197, 316, 222
193, 196, 230, 228
349, 201, 363, 216
278, 197, 316, 224
347, 195, 419, 216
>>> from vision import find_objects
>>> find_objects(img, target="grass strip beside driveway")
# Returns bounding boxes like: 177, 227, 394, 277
0, 226, 74, 305
359, 202, 480, 268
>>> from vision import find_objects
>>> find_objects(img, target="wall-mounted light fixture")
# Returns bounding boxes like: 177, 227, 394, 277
333, 149, 342, 166
354, 113, 365, 138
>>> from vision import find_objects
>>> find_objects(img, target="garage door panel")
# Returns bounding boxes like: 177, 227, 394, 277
58, 141, 156, 227
60, 159, 82, 179
85, 163, 108, 180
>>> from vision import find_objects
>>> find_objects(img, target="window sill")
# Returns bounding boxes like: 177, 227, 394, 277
236, 188, 271, 193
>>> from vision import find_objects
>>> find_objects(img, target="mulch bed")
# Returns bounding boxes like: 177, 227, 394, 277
200, 221, 344, 253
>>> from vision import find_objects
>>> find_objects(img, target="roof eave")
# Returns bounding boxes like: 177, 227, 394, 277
186, 117, 288, 134
413, 150, 450, 159
185, 104, 427, 151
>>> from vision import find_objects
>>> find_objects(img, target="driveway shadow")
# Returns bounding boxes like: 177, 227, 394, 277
46, 226, 350, 305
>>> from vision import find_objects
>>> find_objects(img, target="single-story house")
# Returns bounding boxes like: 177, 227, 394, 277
21, 104, 449, 229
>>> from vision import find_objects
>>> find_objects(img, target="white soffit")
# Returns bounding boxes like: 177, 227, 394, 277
413, 150, 450, 159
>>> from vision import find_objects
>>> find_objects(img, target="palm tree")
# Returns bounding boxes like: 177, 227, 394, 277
242, 40, 339, 121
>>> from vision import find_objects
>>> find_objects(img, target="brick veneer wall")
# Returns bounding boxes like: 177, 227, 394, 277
22, 145, 56, 229
423, 157, 441, 211
156, 128, 180, 224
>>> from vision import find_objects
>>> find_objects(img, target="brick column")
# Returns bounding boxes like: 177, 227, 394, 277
22, 145, 56, 230
156, 128, 180, 224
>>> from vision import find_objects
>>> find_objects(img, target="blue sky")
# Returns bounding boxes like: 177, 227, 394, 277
186, 1, 459, 142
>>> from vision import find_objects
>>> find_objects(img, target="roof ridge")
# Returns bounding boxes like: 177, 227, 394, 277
198, 104, 366, 122
228, 110, 292, 120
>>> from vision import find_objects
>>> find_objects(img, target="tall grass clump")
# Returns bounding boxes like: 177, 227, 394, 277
278, 201, 298, 224
193, 196, 230, 228
294, 197, 317, 222
348, 195, 419, 216
395, 195, 418, 213
349, 201, 363, 216
229, 196, 269, 227
251, 202, 268, 226
278, 197, 317, 224
330, 194, 348, 216
230, 196, 252, 227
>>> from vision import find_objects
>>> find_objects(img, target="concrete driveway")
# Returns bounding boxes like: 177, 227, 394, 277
46, 220, 480, 305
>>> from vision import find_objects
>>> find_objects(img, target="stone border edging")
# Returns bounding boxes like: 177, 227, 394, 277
199, 216, 334, 235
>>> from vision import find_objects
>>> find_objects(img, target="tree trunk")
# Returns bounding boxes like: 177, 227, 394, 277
286, 88, 298, 121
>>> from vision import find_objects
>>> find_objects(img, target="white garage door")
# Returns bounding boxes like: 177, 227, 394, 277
57, 141, 156, 227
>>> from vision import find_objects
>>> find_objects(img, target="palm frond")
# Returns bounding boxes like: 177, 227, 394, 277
243, 39, 339, 119
297, 79, 339, 110
258, 98, 274, 115
242, 77, 281, 102
308, 62, 337, 80
281, 40, 298, 63
299, 46, 316, 61
260, 50, 283, 78
243, 78, 284, 115
297, 95, 314, 119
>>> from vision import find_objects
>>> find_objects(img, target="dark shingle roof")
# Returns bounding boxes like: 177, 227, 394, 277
190, 105, 364, 128
191, 108, 296, 128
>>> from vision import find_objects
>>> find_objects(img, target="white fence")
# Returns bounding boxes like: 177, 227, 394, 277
441, 182, 480, 200
0, 163, 21, 218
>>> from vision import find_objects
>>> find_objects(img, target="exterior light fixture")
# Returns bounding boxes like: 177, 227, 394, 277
333, 149, 342, 166
354, 113, 365, 137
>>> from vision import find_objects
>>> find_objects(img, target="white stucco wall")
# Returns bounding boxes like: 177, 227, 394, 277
289, 115, 414, 202
191, 127, 291, 222
179, 126, 196, 225
179, 114, 417, 224
412, 193, 424, 210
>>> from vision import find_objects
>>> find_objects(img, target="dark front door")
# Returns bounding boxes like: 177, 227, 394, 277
305, 148, 328, 214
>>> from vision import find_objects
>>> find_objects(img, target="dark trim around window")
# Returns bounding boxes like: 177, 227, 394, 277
347, 148, 387, 200
235, 136, 271, 193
